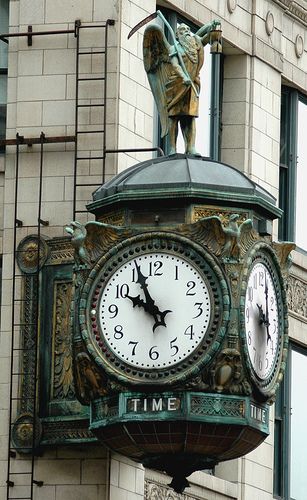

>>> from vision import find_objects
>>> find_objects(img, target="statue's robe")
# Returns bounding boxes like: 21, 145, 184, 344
166, 36, 204, 118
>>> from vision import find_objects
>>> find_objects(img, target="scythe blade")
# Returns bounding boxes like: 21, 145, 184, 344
127, 12, 158, 39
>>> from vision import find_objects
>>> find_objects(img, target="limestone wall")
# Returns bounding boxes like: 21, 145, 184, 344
1, 1, 307, 500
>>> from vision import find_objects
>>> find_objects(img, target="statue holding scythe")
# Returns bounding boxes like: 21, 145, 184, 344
129, 11, 221, 155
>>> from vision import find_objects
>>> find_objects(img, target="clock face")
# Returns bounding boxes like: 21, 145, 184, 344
244, 261, 279, 380
83, 236, 229, 385
96, 252, 212, 369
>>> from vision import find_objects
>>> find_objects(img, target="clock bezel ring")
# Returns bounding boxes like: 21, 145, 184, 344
79, 232, 231, 386
240, 242, 288, 397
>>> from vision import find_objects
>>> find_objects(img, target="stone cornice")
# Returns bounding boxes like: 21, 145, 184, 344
274, 0, 307, 26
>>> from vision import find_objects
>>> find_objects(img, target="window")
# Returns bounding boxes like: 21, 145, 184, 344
274, 344, 307, 499
279, 87, 307, 251
0, 0, 9, 151
155, 8, 223, 160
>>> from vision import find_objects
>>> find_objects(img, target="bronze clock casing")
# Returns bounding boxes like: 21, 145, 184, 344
79, 233, 230, 387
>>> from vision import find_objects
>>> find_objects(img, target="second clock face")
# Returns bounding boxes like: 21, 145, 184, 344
244, 261, 279, 380
96, 252, 212, 369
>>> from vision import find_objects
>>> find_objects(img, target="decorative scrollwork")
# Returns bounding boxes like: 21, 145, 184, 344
11, 413, 42, 453
203, 348, 251, 396
17, 235, 49, 274
287, 275, 307, 319
53, 281, 74, 400
190, 394, 244, 417
145, 481, 190, 500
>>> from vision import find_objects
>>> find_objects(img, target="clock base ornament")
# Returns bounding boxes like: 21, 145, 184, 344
90, 391, 269, 493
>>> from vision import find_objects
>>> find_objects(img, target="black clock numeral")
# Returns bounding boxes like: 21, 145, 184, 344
108, 304, 118, 318
265, 357, 269, 369
259, 271, 264, 287
128, 341, 138, 356
253, 274, 258, 289
186, 281, 196, 296
270, 296, 275, 310
114, 324, 124, 340
258, 358, 263, 371
175, 265, 179, 280
115, 283, 129, 299
184, 324, 195, 340
149, 345, 159, 360
193, 302, 203, 318
248, 331, 251, 345
253, 346, 257, 363
170, 337, 179, 357
245, 307, 250, 323
149, 260, 163, 276
132, 267, 136, 282
247, 286, 253, 302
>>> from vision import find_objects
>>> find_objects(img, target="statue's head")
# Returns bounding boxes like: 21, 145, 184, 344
176, 23, 191, 41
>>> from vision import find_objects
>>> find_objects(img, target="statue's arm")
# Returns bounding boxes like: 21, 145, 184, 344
195, 19, 221, 46
170, 54, 191, 85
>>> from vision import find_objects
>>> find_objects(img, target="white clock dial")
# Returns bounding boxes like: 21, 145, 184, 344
244, 261, 279, 379
94, 252, 212, 369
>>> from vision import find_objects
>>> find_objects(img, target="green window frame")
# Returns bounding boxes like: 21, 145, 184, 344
279, 86, 307, 252
274, 343, 307, 499
155, 7, 223, 160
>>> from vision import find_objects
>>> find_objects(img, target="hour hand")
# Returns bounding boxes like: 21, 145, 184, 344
126, 292, 171, 331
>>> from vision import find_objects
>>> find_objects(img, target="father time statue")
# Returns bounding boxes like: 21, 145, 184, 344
129, 10, 221, 155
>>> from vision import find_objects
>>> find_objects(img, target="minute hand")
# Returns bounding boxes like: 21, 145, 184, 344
264, 271, 271, 343
134, 261, 171, 331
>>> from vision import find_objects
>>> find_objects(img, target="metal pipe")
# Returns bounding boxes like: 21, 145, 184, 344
105, 147, 165, 156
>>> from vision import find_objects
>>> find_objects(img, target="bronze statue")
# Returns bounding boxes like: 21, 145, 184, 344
132, 11, 221, 155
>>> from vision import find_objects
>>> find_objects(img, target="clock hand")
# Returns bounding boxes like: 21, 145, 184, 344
130, 260, 172, 331
256, 303, 266, 325
264, 271, 271, 344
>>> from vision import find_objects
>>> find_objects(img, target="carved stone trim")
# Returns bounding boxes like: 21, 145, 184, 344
295, 34, 304, 58
273, 0, 307, 27
145, 480, 189, 499
265, 11, 275, 35
287, 274, 307, 320
227, 0, 237, 14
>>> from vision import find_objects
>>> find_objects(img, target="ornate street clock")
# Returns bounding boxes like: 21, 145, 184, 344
82, 234, 229, 386
65, 154, 294, 493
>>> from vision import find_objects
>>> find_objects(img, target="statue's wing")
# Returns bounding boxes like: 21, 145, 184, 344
238, 219, 258, 255
272, 241, 296, 271
178, 216, 227, 256
143, 24, 172, 138
84, 222, 135, 263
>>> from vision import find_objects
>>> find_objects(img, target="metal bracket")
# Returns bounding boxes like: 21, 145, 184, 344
27, 25, 33, 46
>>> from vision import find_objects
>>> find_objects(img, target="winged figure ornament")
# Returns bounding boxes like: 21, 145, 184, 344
65, 221, 135, 265
178, 214, 258, 259
141, 13, 221, 155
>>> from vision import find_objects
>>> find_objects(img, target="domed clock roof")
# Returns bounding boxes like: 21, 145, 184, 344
88, 154, 281, 220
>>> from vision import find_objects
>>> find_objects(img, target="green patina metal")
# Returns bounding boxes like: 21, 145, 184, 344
90, 391, 269, 435
88, 155, 282, 221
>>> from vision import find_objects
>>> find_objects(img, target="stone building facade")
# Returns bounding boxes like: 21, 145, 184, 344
0, 0, 307, 499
